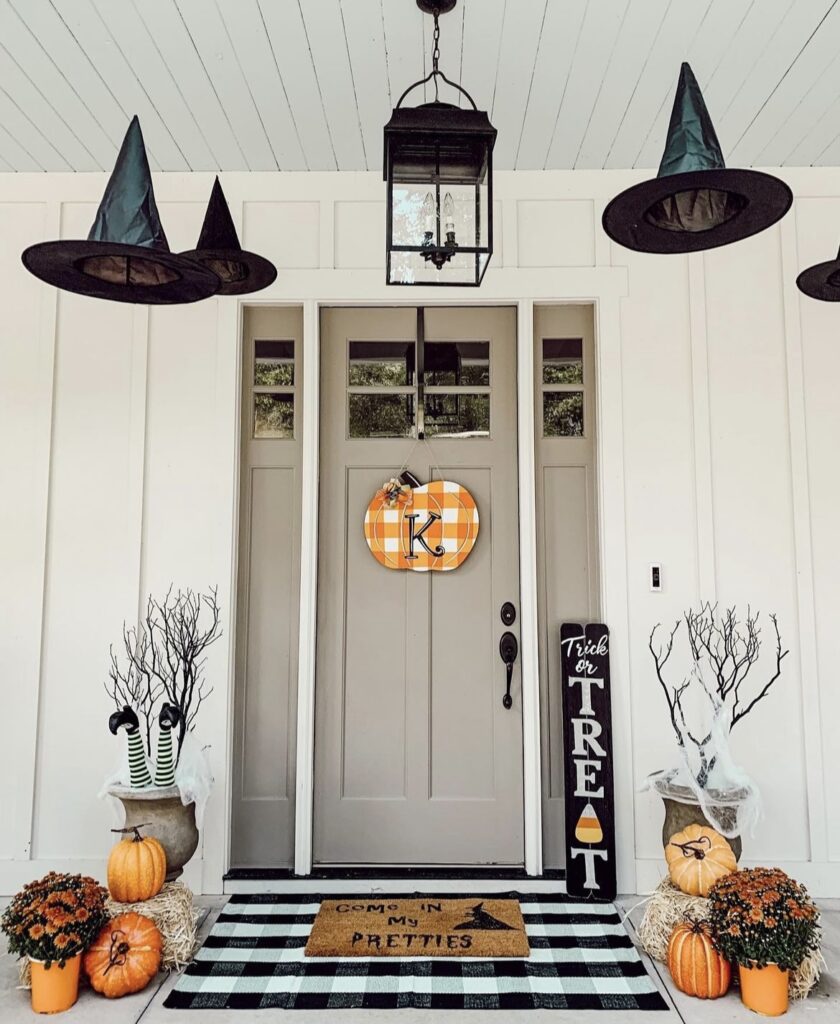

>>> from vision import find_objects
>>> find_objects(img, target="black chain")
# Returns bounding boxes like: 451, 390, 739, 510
432, 13, 440, 99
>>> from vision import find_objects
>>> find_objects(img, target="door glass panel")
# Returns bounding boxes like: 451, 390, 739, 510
349, 341, 415, 386
543, 338, 583, 384
424, 393, 490, 437
254, 393, 295, 438
543, 391, 583, 437
255, 339, 295, 386
424, 341, 489, 386
349, 393, 416, 438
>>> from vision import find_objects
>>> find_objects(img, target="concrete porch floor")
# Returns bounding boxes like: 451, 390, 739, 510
1, 896, 837, 1023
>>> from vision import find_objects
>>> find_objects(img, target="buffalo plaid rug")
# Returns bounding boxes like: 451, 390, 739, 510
164, 892, 668, 1011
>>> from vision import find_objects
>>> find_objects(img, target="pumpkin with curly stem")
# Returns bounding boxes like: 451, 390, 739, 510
84, 913, 162, 998
666, 824, 736, 897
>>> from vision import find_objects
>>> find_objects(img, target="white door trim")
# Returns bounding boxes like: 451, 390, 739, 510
294, 300, 321, 875
291, 299, 542, 875
516, 299, 543, 876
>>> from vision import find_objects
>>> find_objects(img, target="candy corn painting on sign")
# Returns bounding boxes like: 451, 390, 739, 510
560, 622, 616, 901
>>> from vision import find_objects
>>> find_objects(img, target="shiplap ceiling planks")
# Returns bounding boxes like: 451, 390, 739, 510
2, 0, 840, 172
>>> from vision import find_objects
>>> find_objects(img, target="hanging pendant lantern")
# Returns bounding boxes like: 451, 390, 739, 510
384, 0, 496, 287
602, 63, 792, 255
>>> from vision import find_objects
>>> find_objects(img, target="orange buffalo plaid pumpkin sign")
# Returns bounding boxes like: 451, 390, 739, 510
364, 480, 479, 571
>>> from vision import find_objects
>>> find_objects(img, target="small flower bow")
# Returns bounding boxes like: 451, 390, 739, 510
377, 478, 413, 508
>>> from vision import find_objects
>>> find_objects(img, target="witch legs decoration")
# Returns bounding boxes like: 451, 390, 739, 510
109, 703, 183, 788
109, 706, 152, 788
154, 704, 182, 787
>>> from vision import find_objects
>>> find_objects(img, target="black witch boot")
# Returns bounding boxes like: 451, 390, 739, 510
154, 704, 182, 787
108, 705, 152, 788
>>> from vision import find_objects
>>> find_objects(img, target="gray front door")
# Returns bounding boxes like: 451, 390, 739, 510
314, 306, 524, 866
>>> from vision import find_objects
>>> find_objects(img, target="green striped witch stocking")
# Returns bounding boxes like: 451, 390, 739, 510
154, 703, 182, 787
108, 705, 152, 788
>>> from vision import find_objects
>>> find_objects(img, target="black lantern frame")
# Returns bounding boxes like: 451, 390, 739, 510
384, 3, 496, 287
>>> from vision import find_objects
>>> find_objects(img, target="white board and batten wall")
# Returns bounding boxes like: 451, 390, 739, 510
1, 168, 839, 895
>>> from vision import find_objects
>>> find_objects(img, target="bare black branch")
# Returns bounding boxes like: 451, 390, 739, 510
649, 605, 788, 788
105, 586, 222, 767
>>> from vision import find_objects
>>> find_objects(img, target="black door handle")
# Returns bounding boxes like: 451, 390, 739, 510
499, 631, 518, 709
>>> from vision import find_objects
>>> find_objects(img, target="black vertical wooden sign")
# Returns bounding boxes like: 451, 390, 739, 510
560, 622, 616, 901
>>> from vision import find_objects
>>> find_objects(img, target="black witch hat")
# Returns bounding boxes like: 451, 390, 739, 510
180, 177, 277, 295
602, 63, 792, 254
796, 244, 840, 301
22, 117, 220, 304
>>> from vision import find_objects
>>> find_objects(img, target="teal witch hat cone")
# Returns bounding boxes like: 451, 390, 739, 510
22, 116, 220, 304
657, 62, 725, 178
602, 62, 791, 254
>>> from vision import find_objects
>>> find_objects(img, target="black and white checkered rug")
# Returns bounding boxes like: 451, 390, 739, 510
164, 892, 668, 1011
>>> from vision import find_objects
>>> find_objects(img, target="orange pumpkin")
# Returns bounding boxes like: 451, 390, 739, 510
84, 913, 162, 998
107, 825, 166, 903
665, 824, 736, 897
364, 480, 479, 572
667, 918, 731, 999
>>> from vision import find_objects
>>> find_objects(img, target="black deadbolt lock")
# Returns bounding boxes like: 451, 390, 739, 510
500, 601, 516, 626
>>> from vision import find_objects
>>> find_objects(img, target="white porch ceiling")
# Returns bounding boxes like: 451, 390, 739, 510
1, 0, 840, 174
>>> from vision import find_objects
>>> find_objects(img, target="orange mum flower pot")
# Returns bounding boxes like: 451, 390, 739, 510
29, 954, 81, 1014
738, 962, 789, 1017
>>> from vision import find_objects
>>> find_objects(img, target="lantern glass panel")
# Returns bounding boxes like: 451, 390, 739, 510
388, 179, 490, 286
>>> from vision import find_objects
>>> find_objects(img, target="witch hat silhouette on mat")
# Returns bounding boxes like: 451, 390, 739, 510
109, 703, 183, 788
453, 902, 517, 931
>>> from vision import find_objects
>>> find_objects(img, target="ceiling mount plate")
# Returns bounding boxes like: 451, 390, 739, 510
417, 0, 458, 14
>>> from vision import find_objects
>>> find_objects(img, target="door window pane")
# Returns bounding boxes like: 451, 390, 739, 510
424, 393, 490, 437
349, 393, 416, 438
349, 341, 415, 386
543, 391, 583, 437
423, 341, 489, 386
543, 338, 583, 384
255, 340, 295, 386
254, 393, 294, 438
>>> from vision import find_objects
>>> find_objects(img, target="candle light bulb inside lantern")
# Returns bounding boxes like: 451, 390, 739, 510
422, 192, 436, 242
444, 192, 456, 244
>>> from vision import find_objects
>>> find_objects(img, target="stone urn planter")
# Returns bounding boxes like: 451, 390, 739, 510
109, 784, 199, 881
651, 774, 746, 861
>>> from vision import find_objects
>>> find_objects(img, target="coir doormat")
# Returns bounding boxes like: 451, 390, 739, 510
164, 892, 670, 1010
304, 898, 530, 958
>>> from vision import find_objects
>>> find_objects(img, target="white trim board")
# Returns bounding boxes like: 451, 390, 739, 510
635, 859, 840, 901
224, 877, 569, 896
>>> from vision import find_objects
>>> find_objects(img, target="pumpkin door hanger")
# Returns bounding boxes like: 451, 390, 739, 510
365, 477, 479, 572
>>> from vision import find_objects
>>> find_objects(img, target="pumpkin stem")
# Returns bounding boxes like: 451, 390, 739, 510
669, 836, 711, 860
111, 824, 152, 843
103, 930, 130, 975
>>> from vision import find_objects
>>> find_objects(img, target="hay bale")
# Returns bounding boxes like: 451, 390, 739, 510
636, 878, 823, 1000
17, 880, 198, 990
637, 879, 709, 963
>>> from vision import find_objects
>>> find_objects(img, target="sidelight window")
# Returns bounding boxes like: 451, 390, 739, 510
541, 337, 584, 437
253, 339, 295, 438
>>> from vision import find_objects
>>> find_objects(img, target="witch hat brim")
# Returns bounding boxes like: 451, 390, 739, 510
796, 251, 840, 301
602, 64, 792, 254
22, 117, 220, 305
180, 177, 277, 295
